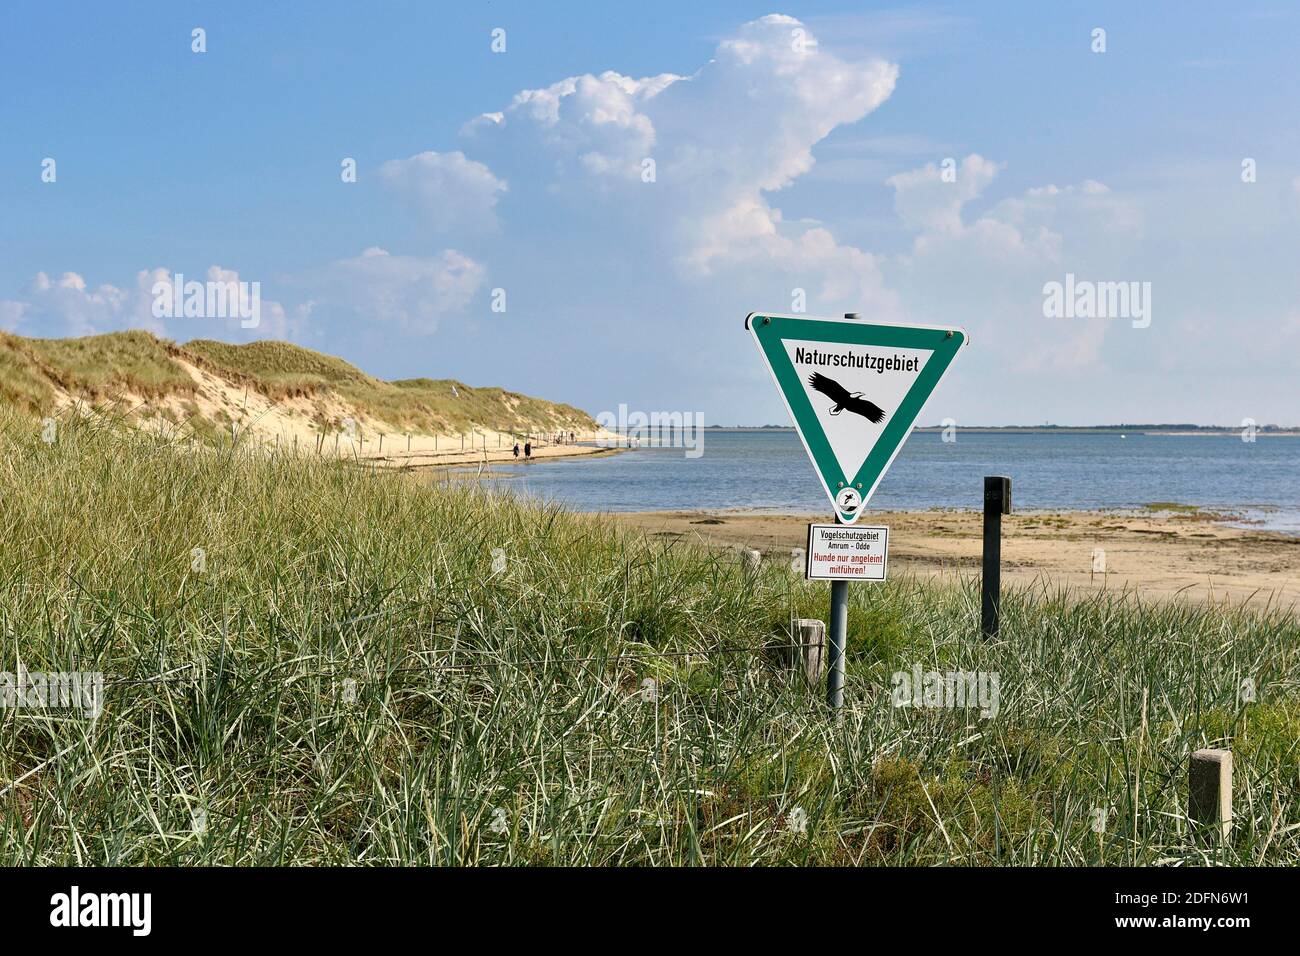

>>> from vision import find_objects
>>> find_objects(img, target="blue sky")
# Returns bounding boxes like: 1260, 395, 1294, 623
2, 2, 1298, 426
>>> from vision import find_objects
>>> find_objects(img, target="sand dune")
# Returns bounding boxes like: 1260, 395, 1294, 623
1, 330, 617, 464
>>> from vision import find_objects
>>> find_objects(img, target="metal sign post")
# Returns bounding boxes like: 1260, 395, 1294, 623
827, 523, 849, 711
751, 310, 967, 714
807, 519, 891, 711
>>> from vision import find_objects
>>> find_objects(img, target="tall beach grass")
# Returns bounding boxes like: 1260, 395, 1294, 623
1, 410, 1296, 865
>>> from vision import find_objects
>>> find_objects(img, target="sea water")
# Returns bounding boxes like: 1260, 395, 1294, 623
485, 430, 1300, 533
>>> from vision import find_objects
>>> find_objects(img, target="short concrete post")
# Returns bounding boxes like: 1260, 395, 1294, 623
795, 619, 825, 687
1189, 748, 1232, 841
741, 548, 761, 571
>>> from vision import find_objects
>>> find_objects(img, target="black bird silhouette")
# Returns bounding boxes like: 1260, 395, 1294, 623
807, 372, 886, 424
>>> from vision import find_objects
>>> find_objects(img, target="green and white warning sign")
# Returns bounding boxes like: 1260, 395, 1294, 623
746, 312, 967, 523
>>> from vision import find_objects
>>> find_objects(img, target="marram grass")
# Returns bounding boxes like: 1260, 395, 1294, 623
0, 410, 1297, 865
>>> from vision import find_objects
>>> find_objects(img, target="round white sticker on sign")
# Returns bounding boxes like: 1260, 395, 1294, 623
835, 487, 862, 517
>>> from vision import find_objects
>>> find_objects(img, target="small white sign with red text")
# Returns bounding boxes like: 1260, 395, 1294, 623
805, 524, 889, 581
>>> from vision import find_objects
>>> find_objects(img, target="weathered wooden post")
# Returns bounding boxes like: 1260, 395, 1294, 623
981, 476, 1011, 637
795, 619, 825, 688
1189, 748, 1233, 841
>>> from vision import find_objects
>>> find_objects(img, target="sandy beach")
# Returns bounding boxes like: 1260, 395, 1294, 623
611, 507, 1300, 610
321, 428, 627, 469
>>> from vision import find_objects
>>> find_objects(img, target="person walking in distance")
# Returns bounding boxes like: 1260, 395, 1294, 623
524, 441, 532, 460
512, 442, 520, 459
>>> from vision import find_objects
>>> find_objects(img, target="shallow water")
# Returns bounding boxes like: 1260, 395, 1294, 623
484, 430, 1300, 532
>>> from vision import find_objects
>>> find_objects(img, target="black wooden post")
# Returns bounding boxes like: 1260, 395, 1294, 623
981, 476, 1011, 637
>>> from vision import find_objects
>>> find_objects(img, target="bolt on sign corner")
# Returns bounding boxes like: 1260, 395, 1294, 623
747, 312, 968, 523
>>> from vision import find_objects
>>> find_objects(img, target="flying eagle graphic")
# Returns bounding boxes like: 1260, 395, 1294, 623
807, 373, 886, 424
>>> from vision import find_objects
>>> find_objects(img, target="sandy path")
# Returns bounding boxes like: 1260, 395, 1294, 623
610, 509, 1300, 611
362, 438, 626, 469
307, 430, 625, 468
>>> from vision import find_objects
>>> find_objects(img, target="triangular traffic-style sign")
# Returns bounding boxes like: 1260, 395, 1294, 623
747, 312, 968, 523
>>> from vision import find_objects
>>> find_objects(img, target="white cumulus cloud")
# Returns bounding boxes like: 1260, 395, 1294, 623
460, 13, 901, 313
378, 150, 507, 232
1, 266, 302, 340
310, 247, 487, 334
887, 154, 1003, 237
0, 270, 153, 336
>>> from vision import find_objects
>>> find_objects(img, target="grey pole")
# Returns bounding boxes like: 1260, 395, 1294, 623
825, 311, 863, 713
827, 575, 848, 711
